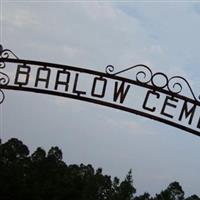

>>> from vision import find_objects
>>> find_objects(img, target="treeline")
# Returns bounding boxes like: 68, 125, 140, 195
0, 138, 199, 200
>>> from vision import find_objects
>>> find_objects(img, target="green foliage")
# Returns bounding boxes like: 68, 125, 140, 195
0, 138, 199, 200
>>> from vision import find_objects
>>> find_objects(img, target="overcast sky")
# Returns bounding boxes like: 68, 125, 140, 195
1, 0, 200, 196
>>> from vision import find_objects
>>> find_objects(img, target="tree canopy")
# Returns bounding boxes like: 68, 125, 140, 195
0, 138, 198, 200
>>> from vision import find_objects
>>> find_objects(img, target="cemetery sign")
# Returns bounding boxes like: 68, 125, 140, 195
1, 47, 200, 137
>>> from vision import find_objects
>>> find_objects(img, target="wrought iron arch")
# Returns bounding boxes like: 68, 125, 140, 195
1, 47, 200, 137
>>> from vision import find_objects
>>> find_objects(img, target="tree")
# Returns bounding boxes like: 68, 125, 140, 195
0, 138, 29, 164
47, 146, 62, 161
135, 192, 151, 200
0, 138, 199, 200
112, 169, 136, 200
0, 138, 136, 200
0, 138, 30, 200
185, 195, 200, 200
156, 182, 184, 200
31, 147, 46, 162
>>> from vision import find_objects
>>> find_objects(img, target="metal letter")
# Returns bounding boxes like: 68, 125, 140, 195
72, 73, 86, 96
113, 81, 130, 104
35, 67, 51, 88
91, 77, 107, 98
14, 64, 31, 87
161, 96, 178, 118
197, 118, 200, 129
54, 70, 70, 91
179, 101, 196, 125
143, 90, 160, 112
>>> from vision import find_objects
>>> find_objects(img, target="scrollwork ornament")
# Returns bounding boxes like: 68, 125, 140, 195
151, 72, 169, 89
105, 63, 200, 102
0, 45, 14, 104
0, 61, 5, 69
0, 89, 5, 104
135, 67, 152, 84
105, 65, 115, 75
167, 76, 200, 102
0, 47, 19, 59
0, 72, 9, 104
0, 72, 10, 86
105, 64, 153, 84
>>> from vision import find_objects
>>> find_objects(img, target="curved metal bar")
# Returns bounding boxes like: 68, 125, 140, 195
2, 58, 200, 107
0, 46, 199, 103
1, 84, 200, 137
1, 57, 200, 137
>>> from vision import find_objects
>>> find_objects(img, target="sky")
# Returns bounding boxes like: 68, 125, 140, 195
1, 0, 200, 196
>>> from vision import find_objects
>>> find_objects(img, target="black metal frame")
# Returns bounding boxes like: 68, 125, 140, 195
1, 47, 200, 137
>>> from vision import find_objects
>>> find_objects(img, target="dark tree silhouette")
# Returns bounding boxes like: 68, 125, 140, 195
0, 138, 135, 200
0, 138, 199, 200
155, 181, 184, 200
185, 195, 200, 200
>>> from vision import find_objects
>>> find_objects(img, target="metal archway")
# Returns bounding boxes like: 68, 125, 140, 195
1, 47, 200, 137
